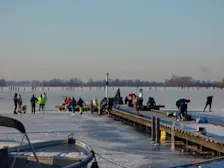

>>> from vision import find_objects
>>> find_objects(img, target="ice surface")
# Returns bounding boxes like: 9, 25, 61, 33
1, 87, 224, 167
0, 112, 203, 168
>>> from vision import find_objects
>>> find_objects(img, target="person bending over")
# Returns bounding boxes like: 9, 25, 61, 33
176, 98, 190, 109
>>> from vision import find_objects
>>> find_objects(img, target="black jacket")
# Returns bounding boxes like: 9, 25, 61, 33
77, 99, 85, 107
206, 96, 213, 104
71, 98, 76, 106
14, 96, 18, 105
176, 99, 186, 106
30, 96, 38, 105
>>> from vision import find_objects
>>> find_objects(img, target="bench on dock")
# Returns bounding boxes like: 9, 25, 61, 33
55, 105, 98, 112
142, 105, 165, 111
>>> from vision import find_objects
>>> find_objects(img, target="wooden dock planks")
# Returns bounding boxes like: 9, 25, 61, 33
110, 109, 224, 155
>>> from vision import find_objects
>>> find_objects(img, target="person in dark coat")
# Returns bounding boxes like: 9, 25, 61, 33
179, 102, 188, 119
30, 95, 38, 114
13, 93, 18, 114
71, 97, 76, 113
176, 98, 190, 120
115, 88, 121, 98
124, 96, 128, 105
77, 97, 86, 114
204, 96, 213, 112
176, 98, 190, 109
147, 97, 156, 110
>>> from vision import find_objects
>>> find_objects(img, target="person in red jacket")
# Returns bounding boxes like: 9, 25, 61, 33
66, 97, 72, 105
65, 97, 72, 111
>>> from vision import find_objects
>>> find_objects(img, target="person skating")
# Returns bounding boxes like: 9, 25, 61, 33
30, 94, 38, 114
204, 96, 213, 112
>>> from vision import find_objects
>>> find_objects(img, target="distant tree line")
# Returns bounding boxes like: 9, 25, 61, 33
0, 75, 224, 88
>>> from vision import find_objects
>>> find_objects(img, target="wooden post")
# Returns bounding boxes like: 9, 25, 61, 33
171, 120, 176, 151
217, 152, 221, 157
151, 116, 156, 141
156, 118, 161, 144
98, 104, 101, 115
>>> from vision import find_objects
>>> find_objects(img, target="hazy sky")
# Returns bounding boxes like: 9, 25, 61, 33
0, 0, 223, 81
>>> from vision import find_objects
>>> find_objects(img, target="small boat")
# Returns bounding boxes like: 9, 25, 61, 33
0, 115, 98, 168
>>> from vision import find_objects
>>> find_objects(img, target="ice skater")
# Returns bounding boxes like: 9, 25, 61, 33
204, 96, 213, 112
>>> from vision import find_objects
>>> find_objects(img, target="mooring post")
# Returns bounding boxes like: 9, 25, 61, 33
151, 116, 156, 141
98, 103, 101, 115
156, 118, 161, 144
105, 73, 109, 99
171, 120, 176, 151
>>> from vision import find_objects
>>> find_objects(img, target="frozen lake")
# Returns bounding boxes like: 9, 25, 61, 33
1, 86, 224, 110
0, 112, 203, 168
0, 87, 224, 167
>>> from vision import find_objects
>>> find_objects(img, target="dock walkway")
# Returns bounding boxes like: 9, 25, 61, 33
111, 105, 224, 156
116, 105, 224, 141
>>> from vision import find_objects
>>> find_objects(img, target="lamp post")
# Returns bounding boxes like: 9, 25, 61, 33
106, 73, 109, 99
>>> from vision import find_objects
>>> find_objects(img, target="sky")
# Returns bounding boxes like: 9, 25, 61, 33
0, 0, 224, 82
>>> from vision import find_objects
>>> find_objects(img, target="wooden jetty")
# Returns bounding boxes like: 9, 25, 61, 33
150, 109, 224, 127
109, 107, 224, 157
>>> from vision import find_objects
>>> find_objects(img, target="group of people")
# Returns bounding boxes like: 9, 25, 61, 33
125, 93, 143, 111
31, 93, 48, 113
13, 93, 23, 114
63, 97, 86, 114
92, 97, 114, 115
123, 89, 213, 121
13, 93, 48, 114
175, 95, 213, 120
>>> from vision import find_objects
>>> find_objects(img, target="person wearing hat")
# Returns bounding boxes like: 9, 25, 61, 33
176, 98, 190, 109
